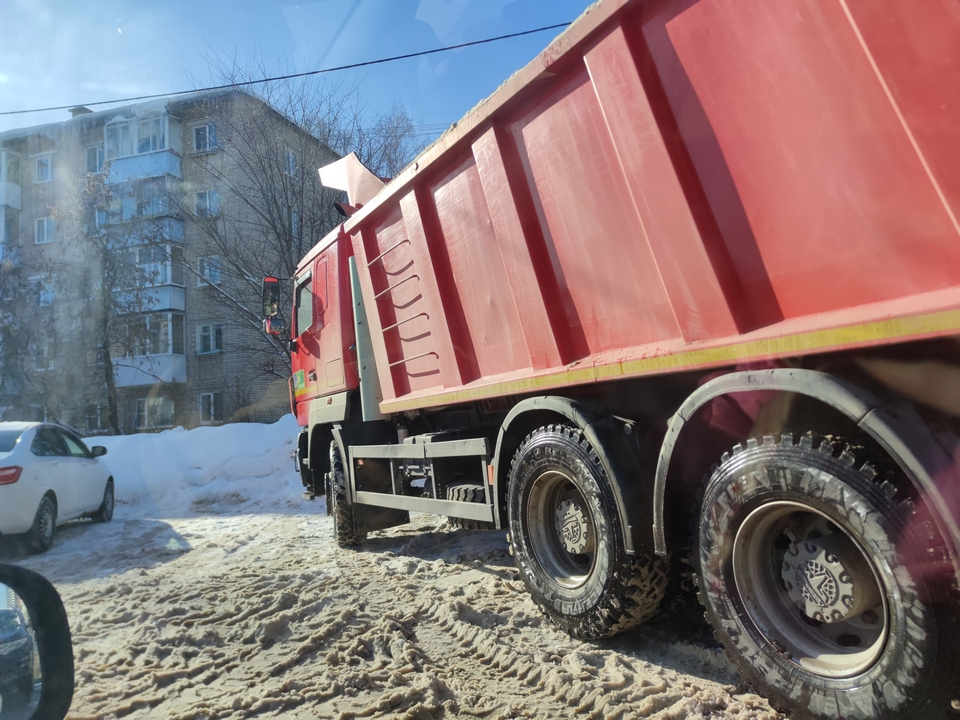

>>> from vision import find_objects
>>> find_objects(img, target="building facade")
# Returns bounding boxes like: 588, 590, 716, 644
0, 89, 339, 434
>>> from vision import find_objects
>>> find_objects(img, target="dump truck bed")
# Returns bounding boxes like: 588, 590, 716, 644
316, 0, 960, 414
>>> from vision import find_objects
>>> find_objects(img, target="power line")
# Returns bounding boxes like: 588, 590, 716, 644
0, 22, 572, 118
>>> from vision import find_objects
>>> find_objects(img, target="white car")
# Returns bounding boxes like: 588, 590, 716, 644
0, 422, 114, 553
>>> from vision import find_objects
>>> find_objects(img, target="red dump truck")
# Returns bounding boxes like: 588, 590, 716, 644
262, 0, 960, 717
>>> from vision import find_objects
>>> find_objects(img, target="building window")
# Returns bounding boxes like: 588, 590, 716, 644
291, 210, 301, 239
35, 156, 53, 183
196, 324, 222, 354
137, 115, 165, 154
86, 145, 105, 174
134, 396, 175, 430
106, 114, 178, 160
128, 312, 184, 356
27, 275, 53, 306
119, 244, 182, 287
285, 148, 297, 176
197, 255, 221, 286
105, 120, 134, 159
5, 154, 20, 184
199, 392, 222, 425
29, 335, 55, 372
195, 190, 220, 218
85, 403, 111, 435
193, 123, 217, 152
35, 217, 55, 244
138, 182, 164, 217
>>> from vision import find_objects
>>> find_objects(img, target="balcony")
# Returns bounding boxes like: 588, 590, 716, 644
108, 150, 182, 184
155, 217, 184, 243
104, 216, 184, 244
0, 181, 20, 210
113, 354, 186, 388
114, 284, 185, 312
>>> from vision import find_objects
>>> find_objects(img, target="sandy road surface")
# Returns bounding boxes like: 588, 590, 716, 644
8, 501, 781, 719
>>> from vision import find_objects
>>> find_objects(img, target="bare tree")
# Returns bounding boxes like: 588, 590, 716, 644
16, 165, 161, 433
177, 57, 424, 378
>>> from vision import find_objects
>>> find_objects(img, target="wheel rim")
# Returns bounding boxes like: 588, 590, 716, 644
40, 506, 53, 541
731, 500, 888, 678
526, 470, 596, 589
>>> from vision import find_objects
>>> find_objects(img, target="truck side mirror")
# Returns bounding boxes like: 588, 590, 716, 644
263, 317, 287, 338
262, 276, 281, 318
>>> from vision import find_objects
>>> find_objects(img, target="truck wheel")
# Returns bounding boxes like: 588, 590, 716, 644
27, 497, 56, 553
507, 425, 668, 639
695, 434, 960, 720
329, 441, 366, 548
447, 483, 494, 530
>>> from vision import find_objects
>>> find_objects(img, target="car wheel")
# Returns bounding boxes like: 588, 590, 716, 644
507, 424, 669, 639
695, 434, 960, 720
27, 497, 56, 553
92, 480, 114, 523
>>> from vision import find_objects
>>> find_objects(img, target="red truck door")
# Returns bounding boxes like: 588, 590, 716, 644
291, 257, 327, 406
291, 248, 352, 407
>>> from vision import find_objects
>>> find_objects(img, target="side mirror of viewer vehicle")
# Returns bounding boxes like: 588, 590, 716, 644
0, 564, 73, 720
90, 446, 107, 458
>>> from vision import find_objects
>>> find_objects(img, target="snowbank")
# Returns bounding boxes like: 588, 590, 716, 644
83, 415, 313, 517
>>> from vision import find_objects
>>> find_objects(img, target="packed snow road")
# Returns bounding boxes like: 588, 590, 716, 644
3, 419, 781, 719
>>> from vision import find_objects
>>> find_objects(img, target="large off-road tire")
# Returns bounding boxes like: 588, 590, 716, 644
695, 434, 960, 720
508, 425, 669, 640
26, 496, 56, 553
91, 480, 114, 523
329, 441, 366, 548
447, 483, 494, 530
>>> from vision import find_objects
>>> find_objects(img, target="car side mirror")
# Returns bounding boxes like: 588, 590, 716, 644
0, 564, 73, 720
90, 446, 107, 458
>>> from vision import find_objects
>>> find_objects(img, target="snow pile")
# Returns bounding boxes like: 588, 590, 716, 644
83, 415, 312, 517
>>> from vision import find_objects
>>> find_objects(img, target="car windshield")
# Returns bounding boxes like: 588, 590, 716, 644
4, 3, 960, 720
0, 609, 22, 633
0, 430, 24, 453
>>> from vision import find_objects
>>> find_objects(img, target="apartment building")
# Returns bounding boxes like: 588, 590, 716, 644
0, 89, 340, 433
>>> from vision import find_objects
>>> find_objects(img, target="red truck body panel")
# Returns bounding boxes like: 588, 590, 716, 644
299, 0, 960, 415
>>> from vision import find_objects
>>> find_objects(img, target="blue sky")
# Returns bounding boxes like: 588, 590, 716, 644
0, 0, 594, 136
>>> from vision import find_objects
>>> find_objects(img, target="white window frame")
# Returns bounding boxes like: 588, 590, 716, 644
197, 255, 222, 286
137, 114, 165, 154
199, 392, 222, 425
86, 145, 105, 174
27, 275, 53, 307
35, 217, 55, 245
34, 155, 53, 183
193, 123, 217, 152
85, 402, 111, 435
285, 148, 298, 176
196, 324, 222, 355
195, 189, 220, 218
134, 396, 175, 430
105, 114, 178, 160
3, 152, 20, 185
129, 312, 185, 357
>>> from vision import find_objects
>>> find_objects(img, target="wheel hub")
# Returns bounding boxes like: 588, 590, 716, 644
555, 499, 593, 554
781, 533, 880, 623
